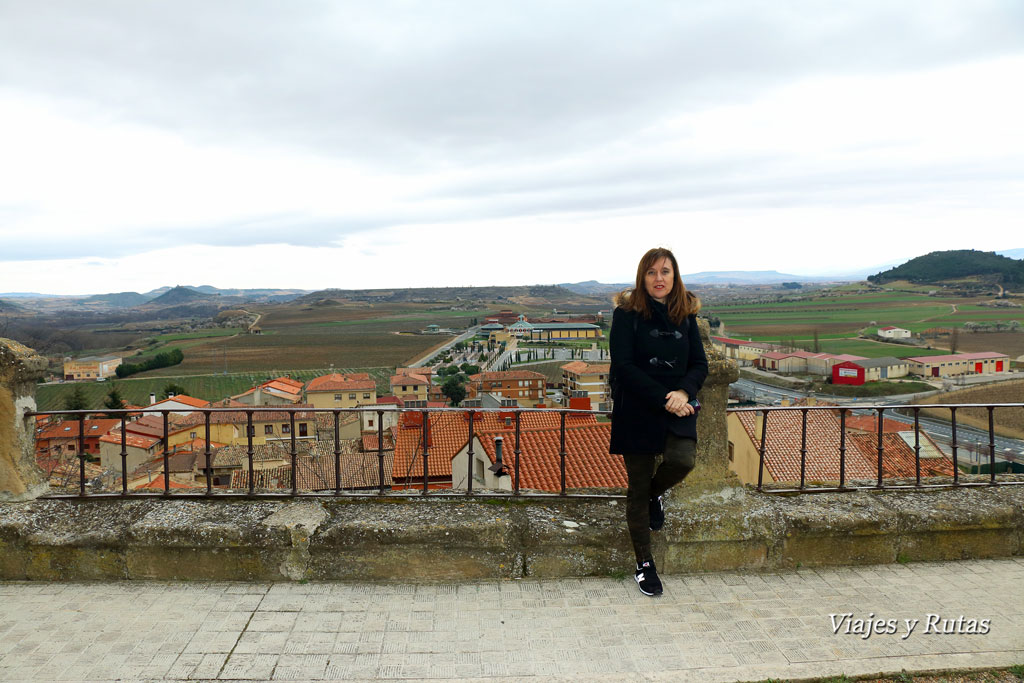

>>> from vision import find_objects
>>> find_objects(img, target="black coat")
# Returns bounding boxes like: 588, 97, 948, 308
608, 301, 708, 455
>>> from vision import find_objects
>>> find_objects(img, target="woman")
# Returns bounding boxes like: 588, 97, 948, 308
609, 247, 708, 596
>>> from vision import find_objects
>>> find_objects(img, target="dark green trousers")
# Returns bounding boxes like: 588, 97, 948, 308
622, 434, 696, 563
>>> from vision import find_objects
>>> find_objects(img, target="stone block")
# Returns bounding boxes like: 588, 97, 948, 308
769, 491, 900, 567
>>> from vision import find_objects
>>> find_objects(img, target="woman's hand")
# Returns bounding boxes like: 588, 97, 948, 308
664, 390, 693, 417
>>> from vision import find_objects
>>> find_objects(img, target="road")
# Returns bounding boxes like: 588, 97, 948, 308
409, 326, 481, 368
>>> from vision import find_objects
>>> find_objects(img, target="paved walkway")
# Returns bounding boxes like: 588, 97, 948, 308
2, 558, 1022, 682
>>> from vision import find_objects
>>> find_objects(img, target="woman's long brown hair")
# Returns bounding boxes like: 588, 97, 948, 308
613, 247, 701, 326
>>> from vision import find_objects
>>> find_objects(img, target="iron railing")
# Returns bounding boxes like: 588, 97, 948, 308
28, 406, 613, 500
731, 402, 1024, 493
27, 401, 1024, 499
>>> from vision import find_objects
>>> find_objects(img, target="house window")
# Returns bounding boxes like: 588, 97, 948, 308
282, 424, 291, 434
368, 418, 374, 428
475, 458, 484, 482
299, 423, 308, 437
190, 432, 197, 439
334, 394, 342, 401
264, 425, 274, 435
247, 426, 255, 437
363, 393, 371, 399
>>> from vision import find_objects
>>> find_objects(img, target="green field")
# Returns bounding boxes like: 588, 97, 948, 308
708, 287, 1023, 360
34, 367, 395, 412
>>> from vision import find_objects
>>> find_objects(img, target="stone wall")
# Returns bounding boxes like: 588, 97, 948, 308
0, 338, 48, 502
1, 484, 1021, 581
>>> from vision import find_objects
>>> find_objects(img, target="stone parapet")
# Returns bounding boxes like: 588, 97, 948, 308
1, 484, 1021, 581
0, 338, 49, 502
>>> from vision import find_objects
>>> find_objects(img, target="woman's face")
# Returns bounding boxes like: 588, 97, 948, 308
644, 257, 674, 303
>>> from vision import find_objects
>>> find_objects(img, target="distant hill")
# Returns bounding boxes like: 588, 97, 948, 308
147, 286, 211, 306
868, 250, 1024, 286
144, 285, 308, 302
82, 291, 150, 307
679, 270, 841, 284
558, 271, 849, 293
297, 285, 606, 306
557, 280, 630, 295
0, 298, 25, 313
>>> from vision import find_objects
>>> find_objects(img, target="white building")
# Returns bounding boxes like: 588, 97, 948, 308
877, 326, 911, 339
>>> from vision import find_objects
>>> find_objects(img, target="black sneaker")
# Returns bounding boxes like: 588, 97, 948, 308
634, 560, 663, 596
649, 495, 665, 531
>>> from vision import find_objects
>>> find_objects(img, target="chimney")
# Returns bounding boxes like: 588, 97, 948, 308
489, 436, 507, 476
149, 393, 156, 405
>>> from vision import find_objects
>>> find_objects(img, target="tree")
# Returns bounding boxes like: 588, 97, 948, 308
812, 329, 820, 353
160, 383, 187, 399
441, 376, 467, 406
63, 385, 89, 411
949, 326, 960, 354
103, 386, 126, 412
460, 363, 480, 375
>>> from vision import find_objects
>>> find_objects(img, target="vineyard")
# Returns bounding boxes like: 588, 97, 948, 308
917, 379, 1024, 440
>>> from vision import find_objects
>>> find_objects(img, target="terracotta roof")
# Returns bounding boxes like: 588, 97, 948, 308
393, 415, 467, 482
396, 367, 432, 379
391, 374, 429, 386
471, 370, 546, 382
151, 394, 209, 409
306, 373, 376, 392
392, 411, 597, 483
37, 419, 120, 440
315, 410, 360, 430
266, 377, 304, 392
160, 437, 227, 455
846, 432, 955, 478
734, 411, 878, 483
135, 475, 193, 490
129, 452, 197, 478
476, 422, 623, 492
362, 431, 395, 452
98, 431, 161, 450
123, 414, 169, 438
229, 441, 389, 490
173, 404, 316, 428
844, 415, 910, 433
560, 361, 609, 375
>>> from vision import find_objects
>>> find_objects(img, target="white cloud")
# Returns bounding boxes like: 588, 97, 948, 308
1, 2, 1023, 293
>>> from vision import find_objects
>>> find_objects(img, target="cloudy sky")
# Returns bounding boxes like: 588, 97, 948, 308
1, 1, 1022, 295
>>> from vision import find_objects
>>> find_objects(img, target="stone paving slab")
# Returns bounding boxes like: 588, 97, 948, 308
0, 558, 1022, 682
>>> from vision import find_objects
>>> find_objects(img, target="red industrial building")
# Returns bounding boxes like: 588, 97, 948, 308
832, 360, 866, 385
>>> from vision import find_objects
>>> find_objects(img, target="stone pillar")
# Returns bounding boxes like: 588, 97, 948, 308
0, 338, 49, 501
680, 318, 740, 493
